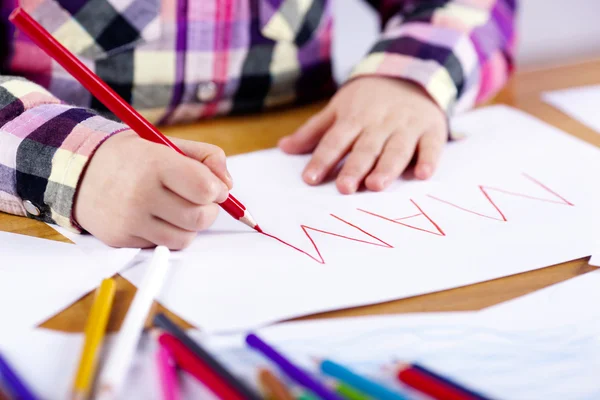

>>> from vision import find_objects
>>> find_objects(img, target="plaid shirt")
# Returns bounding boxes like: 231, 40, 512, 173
0, 0, 516, 231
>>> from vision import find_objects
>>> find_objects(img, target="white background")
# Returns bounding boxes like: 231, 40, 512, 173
333, 0, 600, 81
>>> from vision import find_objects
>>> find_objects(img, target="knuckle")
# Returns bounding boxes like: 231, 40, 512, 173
214, 147, 226, 160
419, 144, 438, 157
319, 134, 340, 151
197, 205, 218, 230
160, 231, 195, 250
306, 114, 322, 127
192, 207, 209, 230
146, 153, 165, 173
123, 185, 146, 214
342, 157, 368, 176
353, 140, 380, 156
198, 179, 221, 203
192, 208, 206, 230
386, 147, 412, 162
395, 113, 417, 130
384, 139, 407, 154
343, 114, 362, 128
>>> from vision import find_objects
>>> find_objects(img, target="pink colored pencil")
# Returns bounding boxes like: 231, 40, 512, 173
156, 344, 180, 400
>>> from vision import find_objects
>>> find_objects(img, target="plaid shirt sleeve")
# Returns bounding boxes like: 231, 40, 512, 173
352, 0, 516, 126
0, 76, 128, 231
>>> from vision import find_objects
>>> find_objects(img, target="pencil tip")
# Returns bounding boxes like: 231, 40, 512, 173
255, 225, 263, 233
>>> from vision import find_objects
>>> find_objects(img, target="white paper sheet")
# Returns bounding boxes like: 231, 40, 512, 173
116, 106, 600, 332
543, 84, 600, 134
0, 232, 139, 328
5, 269, 600, 400
202, 270, 600, 400
481, 269, 600, 330
589, 243, 599, 266
587, 212, 599, 267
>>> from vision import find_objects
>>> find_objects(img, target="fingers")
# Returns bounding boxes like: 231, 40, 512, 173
159, 150, 229, 205
278, 108, 335, 154
171, 138, 233, 190
152, 188, 220, 232
141, 216, 199, 250
101, 235, 155, 249
335, 126, 393, 194
365, 130, 421, 191
414, 129, 445, 180
301, 120, 362, 185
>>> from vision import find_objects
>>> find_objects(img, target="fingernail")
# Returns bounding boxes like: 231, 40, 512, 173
304, 168, 320, 184
225, 170, 233, 184
220, 185, 230, 201
369, 174, 389, 191
417, 164, 433, 179
278, 137, 290, 147
379, 175, 391, 188
339, 176, 358, 192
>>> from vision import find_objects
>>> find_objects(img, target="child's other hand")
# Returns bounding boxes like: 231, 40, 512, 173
279, 77, 448, 194
75, 131, 233, 249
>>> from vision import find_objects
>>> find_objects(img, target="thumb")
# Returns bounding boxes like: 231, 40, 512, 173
170, 137, 233, 190
278, 107, 334, 154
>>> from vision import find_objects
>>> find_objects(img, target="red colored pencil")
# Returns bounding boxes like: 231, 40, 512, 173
9, 8, 261, 232
396, 363, 485, 400
157, 332, 245, 400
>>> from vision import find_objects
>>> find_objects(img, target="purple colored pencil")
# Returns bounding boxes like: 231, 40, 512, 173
0, 352, 38, 400
245, 333, 343, 400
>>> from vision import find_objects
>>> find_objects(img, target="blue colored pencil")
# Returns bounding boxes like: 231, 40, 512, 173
245, 333, 344, 400
0, 352, 38, 400
318, 359, 408, 400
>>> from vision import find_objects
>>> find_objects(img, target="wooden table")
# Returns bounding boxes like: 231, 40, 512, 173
2, 59, 599, 333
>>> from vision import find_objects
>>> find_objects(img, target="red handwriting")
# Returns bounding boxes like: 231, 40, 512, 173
259, 174, 574, 264
358, 199, 446, 237
427, 173, 574, 221
260, 214, 393, 264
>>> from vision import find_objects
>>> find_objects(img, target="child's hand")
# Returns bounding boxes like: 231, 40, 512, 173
75, 131, 233, 249
279, 77, 448, 194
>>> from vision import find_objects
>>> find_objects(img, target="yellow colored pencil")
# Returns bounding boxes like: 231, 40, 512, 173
71, 278, 116, 400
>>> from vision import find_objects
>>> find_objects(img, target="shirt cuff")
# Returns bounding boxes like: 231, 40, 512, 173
11, 105, 128, 232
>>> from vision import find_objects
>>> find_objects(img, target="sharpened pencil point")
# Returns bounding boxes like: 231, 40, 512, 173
255, 225, 263, 233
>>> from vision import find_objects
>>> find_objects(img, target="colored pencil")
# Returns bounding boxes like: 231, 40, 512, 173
71, 278, 117, 400
246, 334, 343, 400
157, 332, 245, 400
318, 359, 407, 400
97, 246, 171, 399
330, 381, 370, 400
296, 392, 319, 400
0, 352, 38, 400
156, 344, 180, 400
258, 367, 295, 400
154, 313, 261, 400
8, 8, 261, 232
396, 363, 491, 400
